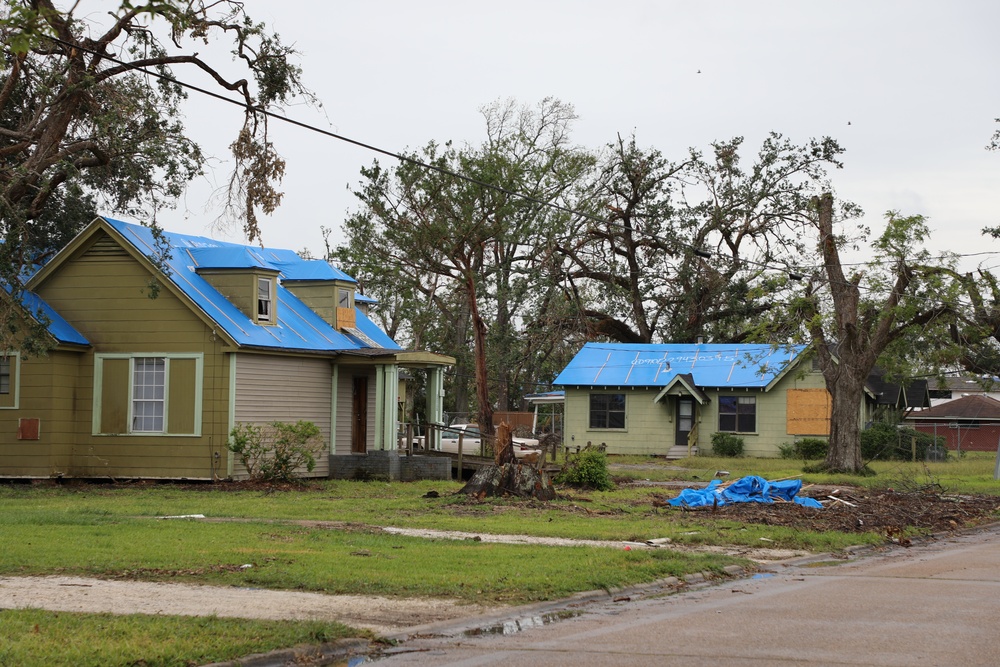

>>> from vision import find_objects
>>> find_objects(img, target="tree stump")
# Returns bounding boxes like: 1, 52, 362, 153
494, 422, 517, 466
459, 462, 556, 500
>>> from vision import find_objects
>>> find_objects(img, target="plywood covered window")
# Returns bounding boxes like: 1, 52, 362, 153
786, 389, 831, 435
589, 393, 626, 429
94, 354, 202, 436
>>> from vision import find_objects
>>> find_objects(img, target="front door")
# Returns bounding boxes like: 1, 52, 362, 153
676, 397, 694, 448
352, 376, 368, 454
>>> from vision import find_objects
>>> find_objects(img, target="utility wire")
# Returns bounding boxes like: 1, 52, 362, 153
40, 35, 1000, 297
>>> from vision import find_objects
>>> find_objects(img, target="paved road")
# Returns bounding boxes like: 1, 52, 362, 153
372, 523, 1000, 667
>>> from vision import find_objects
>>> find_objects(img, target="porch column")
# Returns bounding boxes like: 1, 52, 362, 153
426, 366, 445, 451
374, 364, 400, 450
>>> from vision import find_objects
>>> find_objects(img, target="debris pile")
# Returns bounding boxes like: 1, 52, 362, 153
659, 482, 1000, 536
668, 475, 824, 509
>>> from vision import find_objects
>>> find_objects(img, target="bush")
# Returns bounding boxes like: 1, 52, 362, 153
780, 438, 828, 460
797, 438, 829, 459
555, 445, 614, 491
711, 432, 744, 458
860, 422, 944, 461
228, 420, 324, 482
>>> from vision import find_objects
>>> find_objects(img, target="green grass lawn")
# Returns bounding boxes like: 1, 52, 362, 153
2, 453, 997, 666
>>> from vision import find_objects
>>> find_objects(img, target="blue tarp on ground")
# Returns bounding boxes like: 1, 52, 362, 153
668, 475, 824, 509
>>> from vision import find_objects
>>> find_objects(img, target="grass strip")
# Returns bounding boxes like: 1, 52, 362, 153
0, 608, 363, 667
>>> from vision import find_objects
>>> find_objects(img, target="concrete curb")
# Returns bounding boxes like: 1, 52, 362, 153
199, 638, 371, 667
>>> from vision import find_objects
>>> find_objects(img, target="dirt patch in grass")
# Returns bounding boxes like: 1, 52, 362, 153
649, 485, 1000, 537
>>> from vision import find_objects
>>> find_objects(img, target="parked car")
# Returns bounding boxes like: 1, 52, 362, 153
439, 424, 541, 460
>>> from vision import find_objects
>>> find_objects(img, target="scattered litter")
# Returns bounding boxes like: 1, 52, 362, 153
623, 546, 632, 551
158, 514, 206, 520
828, 496, 857, 507
239, 564, 253, 570
758, 537, 774, 542
668, 476, 824, 509
752, 573, 775, 579
715, 470, 730, 477
645, 537, 672, 546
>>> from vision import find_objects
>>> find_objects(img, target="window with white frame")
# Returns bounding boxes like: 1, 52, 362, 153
257, 277, 272, 322
132, 357, 165, 432
719, 395, 756, 433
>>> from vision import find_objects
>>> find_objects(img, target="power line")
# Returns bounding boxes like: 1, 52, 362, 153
38, 35, 1000, 299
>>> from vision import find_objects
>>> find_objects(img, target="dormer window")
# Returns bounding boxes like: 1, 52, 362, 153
338, 287, 352, 309
257, 277, 273, 323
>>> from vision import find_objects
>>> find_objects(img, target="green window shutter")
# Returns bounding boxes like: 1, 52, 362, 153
100, 358, 130, 434
167, 358, 197, 434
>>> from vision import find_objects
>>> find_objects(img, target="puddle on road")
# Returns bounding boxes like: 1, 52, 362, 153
464, 610, 582, 636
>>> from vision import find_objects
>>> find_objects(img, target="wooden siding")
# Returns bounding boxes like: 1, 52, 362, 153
232, 354, 333, 478
0, 351, 81, 477
562, 365, 831, 457
334, 366, 376, 456
284, 282, 336, 325
21, 231, 231, 480
563, 389, 674, 456
198, 270, 276, 325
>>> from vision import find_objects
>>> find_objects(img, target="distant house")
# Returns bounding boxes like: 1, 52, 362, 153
927, 376, 1000, 407
0, 217, 453, 481
552, 343, 851, 458
866, 367, 930, 415
905, 395, 1000, 453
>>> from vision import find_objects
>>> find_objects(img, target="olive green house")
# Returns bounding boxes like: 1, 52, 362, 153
553, 342, 847, 458
0, 217, 453, 481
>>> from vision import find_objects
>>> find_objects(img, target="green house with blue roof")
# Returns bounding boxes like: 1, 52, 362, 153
553, 342, 849, 457
0, 217, 453, 480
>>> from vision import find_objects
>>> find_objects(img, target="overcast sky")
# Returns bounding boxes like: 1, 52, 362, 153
149, 0, 1000, 271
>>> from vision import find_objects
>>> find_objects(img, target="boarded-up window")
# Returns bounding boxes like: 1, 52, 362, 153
787, 388, 832, 435
100, 358, 130, 433
167, 358, 198, 434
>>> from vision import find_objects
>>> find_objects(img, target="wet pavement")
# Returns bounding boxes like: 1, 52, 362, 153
368, 522, 1000, 666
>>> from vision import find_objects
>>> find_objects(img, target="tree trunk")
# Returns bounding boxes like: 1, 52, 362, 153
451, 302, 471, 418
466, 273, 494, 435
824, 374, 866, 472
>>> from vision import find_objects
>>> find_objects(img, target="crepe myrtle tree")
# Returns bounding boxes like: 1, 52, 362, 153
0, 0, 312, 352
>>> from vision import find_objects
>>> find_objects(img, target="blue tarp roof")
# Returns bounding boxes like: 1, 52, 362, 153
7, 285, 89, 346
103, 217, 398, 354
553, 343, 806, 389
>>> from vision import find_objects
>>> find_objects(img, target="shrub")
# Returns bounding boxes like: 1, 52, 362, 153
711, 432, 744, 458
795, 438, 829, 460
778, 442, 797, 459
555, 445, 614, 491
228, 420, 324, 482
860, 422, 944, 461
